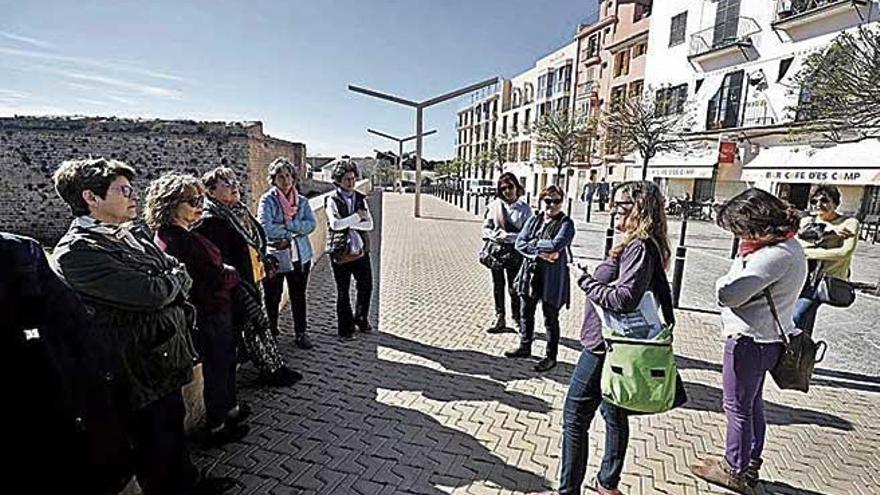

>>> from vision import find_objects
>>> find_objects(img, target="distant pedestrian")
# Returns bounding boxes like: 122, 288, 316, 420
258, 157, 318, 350
597, 178, 610, 212
482, 172, 533, 334
794, 184, 860, 335
691, 188, 806, 493
51, 158, 235, 494
198, 166, 303, 387
326, 159, 374, 340
553, 180, 671, 495
505, 184, 574, 372
146, 173, 250, 446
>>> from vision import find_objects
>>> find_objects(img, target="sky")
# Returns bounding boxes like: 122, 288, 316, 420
0, 0, 597, 159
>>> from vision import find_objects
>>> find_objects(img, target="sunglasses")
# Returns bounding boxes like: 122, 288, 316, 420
613, 200, 635, 210
183, 195, 205, 208
110, 184, 137, 199
499, 185, 515, 192
543, 197, 563, 206
809, 196, 831, 205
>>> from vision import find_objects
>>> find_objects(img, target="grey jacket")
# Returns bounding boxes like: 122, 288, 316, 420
715, 238, 807, 343
482, 199, 533, 243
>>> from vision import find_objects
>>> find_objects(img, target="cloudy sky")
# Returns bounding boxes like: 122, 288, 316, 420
1, 0, 595, 158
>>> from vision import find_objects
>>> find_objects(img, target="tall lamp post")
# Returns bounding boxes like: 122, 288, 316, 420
349, 76, 499, 217
367, 128, 437, 192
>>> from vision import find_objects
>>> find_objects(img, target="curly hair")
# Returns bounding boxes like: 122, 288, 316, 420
267, 157, 299, 183
716, 188, 800, 240
143, 173, 205, 229
331, 159, 360, 184
201, 166, 238, 190
53, 157, 136, 216
609, 181, 671, 269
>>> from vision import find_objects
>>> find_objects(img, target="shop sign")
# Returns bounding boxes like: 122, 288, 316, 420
741, 168, 880, 185
718, 141, 737, 165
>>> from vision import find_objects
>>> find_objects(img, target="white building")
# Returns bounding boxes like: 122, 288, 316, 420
643, 0, 880, 216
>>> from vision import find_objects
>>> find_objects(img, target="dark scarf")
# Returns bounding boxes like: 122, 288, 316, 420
202, 197, 266, 253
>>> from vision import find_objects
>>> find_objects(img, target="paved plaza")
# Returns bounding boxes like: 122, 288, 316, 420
193, 191, 880, 494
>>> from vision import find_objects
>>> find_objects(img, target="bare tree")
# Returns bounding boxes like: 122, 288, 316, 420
488, 134, 510, 175
793, 26, 880, 142
602, 88, 694, 181
533, 110, 590, 188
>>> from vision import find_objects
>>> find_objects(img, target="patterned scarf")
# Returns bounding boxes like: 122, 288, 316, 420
73, 216, 145, 253
274, 186, 299, 222
202, 197, 266, 252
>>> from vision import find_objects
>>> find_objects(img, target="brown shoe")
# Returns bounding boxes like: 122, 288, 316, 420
691, 456, 754, 494
592, 477, 624, 494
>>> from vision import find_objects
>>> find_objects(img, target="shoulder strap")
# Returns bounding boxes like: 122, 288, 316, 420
644, 237, 675, 326
763, 289, 790, 345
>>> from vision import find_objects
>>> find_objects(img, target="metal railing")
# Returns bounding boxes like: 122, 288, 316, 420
689, 17, 761, 57
774, 0, 859, 22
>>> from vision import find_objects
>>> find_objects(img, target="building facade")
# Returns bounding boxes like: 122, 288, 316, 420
643, 0, 880, 216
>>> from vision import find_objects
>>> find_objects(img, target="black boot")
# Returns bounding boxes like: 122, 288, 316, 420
504, 344, 532, 358
534, 357, 557, 372
486, 315, 506, 334
743, 459, 762, 487
294, 334, 314, 350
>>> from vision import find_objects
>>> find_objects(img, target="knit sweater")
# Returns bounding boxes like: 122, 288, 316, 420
715, 238, 807, 342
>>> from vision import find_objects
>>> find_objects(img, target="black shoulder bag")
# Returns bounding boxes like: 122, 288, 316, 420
765, 289, 828, 393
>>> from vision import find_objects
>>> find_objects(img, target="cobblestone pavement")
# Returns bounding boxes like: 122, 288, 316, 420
193, 191, 880, 494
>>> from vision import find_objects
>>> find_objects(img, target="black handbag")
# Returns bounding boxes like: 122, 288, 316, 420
815, 275, 856, 307
765, 290, 827, 393
479, 240, 518, 270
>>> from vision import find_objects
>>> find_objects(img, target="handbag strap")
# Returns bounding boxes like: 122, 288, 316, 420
763, 289, 790, 346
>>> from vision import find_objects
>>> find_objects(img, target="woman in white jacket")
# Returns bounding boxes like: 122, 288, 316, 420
691, 188, 806, 494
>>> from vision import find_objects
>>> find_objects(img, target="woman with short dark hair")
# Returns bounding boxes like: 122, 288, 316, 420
794, 184, 860, 335
259, 157, 317, 350
145, 173, 249, 446
482, 173, 532, 334
506, 184, 574, 373
691, 188, 807, 493
197, 166, 303, 387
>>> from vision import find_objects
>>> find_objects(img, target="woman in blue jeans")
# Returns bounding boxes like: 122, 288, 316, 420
546, 181, 671, 495
691, 188, 806, 494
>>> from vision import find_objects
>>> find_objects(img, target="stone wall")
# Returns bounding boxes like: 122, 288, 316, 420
0, 116, 305, 244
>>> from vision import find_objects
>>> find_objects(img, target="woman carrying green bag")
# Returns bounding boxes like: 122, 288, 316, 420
544, 181, 671, 495
691, 188, 807, 494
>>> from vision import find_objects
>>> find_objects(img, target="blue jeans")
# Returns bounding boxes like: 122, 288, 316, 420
792, 296, 821, 335
559, 350, 629, 494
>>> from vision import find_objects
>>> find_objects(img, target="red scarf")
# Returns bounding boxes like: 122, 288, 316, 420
738, 231, 796, 257
274, 186, 299, 222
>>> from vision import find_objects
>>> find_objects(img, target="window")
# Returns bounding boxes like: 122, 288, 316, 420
512, 112, 519, 134
521, 141, 531, 161
524, 108, 531, 131
713, 0, 742, 48
610, 85, 627, 112
629, 80, 644, 99
634, 1, 652, 22
669, 12, 688, 47
537, 75, 546, 99
794, 86, 814, 122
632, 42, 647, 58
655, 84, 688, 116
546, 71, 556, 97
706, 70, 744, 129
613, 50, 630, 78
586, 33, 601, 59
502, 116, 507, 134
510, 142, 519, 162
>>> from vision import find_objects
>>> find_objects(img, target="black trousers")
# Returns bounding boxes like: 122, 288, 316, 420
331, 255, 373, 337
263, 261, 311, 336
131, 392, 198, 495
491, 260, 522, 325
519, 295, 561, 360
195, 311, 237, 429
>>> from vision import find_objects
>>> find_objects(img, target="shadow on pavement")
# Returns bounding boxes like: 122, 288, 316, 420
760, 480, 833, 495
419, 215, 483, 225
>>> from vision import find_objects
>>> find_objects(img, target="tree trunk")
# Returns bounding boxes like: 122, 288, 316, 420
641, 154, 650, 181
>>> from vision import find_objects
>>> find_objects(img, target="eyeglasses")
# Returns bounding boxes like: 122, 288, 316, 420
543, 197, 563, 206
613, 200, 635, 210
183, 196, 205, 208
809, 196, 831, 205
110, 184, 137, 199
219, 179, 239, 190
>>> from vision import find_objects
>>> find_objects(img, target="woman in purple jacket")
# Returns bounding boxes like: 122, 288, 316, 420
555, 181, 671, 495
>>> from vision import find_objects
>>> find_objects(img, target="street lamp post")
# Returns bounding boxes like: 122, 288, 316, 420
349, 76, 500, 217
367, 128, 437, 192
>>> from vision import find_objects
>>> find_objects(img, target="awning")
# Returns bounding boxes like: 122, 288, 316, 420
741, 140, 880, 186
628, 148, 718, 180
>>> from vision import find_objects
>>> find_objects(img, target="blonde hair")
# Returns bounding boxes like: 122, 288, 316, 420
609, 181, 671, 268
143, 173, 205, 229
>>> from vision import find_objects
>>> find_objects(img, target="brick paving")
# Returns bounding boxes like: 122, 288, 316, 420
193, 191, 880, 494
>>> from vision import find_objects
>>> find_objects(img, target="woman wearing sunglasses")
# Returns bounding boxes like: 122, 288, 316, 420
549, 181, 671, 495
794, 184, 860, 335
506, 184, 574, 373
482, 173, 533, 334
146, 173, 250, 446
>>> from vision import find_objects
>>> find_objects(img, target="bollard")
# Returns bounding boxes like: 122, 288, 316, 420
465, 193, 471, 212
671, 245, 687, 308
474, 194, 481, 216
730, 236, 740, 259
678, 210, 689, 247
586, 199, 592, 223
526, 191, 531, 207
603, 213, 616, 258
567, 198, 573, 217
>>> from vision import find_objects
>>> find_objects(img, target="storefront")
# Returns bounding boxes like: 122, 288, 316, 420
627, 146, 746, 201
741, 140, 880, 215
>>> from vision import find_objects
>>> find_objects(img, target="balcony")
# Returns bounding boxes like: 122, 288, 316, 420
772, 0, 867, 32
688, 17, 760, 67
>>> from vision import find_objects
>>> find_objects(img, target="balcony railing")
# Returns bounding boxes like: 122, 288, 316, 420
773, 0, 866, 26
689, 16, 761, 59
